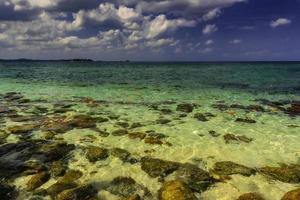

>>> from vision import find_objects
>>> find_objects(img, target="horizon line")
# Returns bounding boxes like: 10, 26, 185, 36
1, 58, 300, 63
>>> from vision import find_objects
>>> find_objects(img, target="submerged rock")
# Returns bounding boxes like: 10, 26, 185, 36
112, 129, 129, 136
194, 113, 209, 122
47, 169, 83, 196
144, 137, 163, 145
107, 177, 138, 198
158, 180, 197, 200
110, 148, 131, 162
47, 182, 78, 197
212, 161, 256, 177
0, 140, 74, 179
223, 134, 253, 144
41, 117, 71, 134
57, 184, 97, 200
0, 130, 9, 144
68, 115, 97, 129
116, 121, 130, 128
286, 103, 300, 116
38, 142, 75, 162
141, 157, 179, 178
235, 118, 256, 124
160, 108, 173, 114
173, 163, 216, 192
281, 188, 300, 200
259, 165, 300, 183
0, 182, 17, 200
7, 124, 37, 134
156, 118, 171, 124
9, 115, 41, 123
130, 122, 144, 129
237, 193, 265, 200
58, 170, 83, 184
26, 172, 50, 191
49, 161, 67, 177
90, 127, 110, 137
208, 130, 220, 137
176, 103, 195, 113
86, 146, 109, 162
128, 132, 146, 140
3, 92, 24, 101
120, 194, 141, 200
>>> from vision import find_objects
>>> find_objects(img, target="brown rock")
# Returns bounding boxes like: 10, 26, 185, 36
176, 103, 195, 113
57, 184, 97, 200
141, 157, 179, 178
158, 180, 197, 200
7, 124, 36, 134
86, 146, 109, 162
68, 115, 97, 129
259, 165, 300, 183
144, 137, 163, 145
49, 161, 67, 177
235, 118, 256, 124
237, 193, 265, 200
110, 148, 131, 162
156, 118, 171, 124
174, 163, 215, 192
223, 134, 253, 144
47, 182, 78, 197
212, 161, 256, 177
128, 132, 146, 140
112, 129, 129, 136
281, 188, 300, 200
26, 172, 50, 191
120, 194, 141, 200
58, 170, 83, 184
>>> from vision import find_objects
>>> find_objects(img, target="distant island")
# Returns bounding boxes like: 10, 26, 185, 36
0, 58, 95, 62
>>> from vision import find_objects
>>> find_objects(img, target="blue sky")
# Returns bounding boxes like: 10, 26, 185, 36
0, 0, 299, 61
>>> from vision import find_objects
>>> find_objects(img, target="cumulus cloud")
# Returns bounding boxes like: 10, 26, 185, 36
0, 0, 247, 57
146, 15, 196, 38
270, 18, 291, 28
202, 8, 221, 21
203, 24, 218, 35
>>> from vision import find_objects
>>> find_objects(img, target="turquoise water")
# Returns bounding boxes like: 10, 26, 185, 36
0, 61, 300, 200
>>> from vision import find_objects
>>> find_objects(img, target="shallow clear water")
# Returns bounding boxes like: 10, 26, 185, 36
0, 61, 300, 200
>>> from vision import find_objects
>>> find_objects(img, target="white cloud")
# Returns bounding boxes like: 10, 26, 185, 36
203, 24, 218, 35
203, 8, 221, 21
205, 39, 214, 45
146, 38, 176, 48
199, 47, 213, 54
230, 39, 242, 44
270, 18, 291, 28
146, 14, 196, 39
0, 0, 248, 57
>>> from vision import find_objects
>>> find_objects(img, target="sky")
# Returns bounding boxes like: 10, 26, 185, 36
0, 0, 299, 61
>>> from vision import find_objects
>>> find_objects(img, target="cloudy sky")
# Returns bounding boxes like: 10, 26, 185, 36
0, 0, 299, 61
